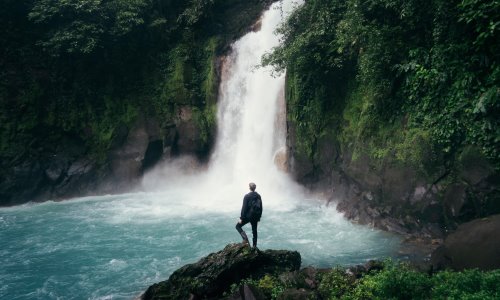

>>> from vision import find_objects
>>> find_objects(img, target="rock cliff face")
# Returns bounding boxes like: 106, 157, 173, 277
286, 119, 500, 241
0, 110, 207, 205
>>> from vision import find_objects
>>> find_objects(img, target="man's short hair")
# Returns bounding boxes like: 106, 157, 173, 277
249, 182, 256, 191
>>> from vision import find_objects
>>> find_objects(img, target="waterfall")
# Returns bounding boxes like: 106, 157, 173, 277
208, 0, 304, 199
143, 0, 306, 211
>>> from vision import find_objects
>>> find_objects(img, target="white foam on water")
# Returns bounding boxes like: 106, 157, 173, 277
107, 259, 128, 271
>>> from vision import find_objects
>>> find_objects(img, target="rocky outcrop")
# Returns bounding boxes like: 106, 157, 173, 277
140, 241, 498, 299
140, 245, 400, 300
141, 243, 301, 300
431, 214, 500, 271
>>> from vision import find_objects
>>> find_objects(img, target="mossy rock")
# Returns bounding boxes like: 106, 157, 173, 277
142, 243, 301, 300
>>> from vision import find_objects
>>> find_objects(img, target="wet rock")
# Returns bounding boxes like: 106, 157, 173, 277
242, 284, 266, 300
142, 243, 301, 300
299, 267, 318, 289
420, 202, 444, 224
142, 140, 163, 171
277, 288, 313, 300
443, 184, 467, 218
274, 147, 288, 172
412, 186, 427, 202
174, 106, 199, 154
278, 271, 300, 287
45, 158, 68, 182
364, 260, 385, 273
227, 284, 266, 300
366, 206, 381, 218
3, 162, 44, 204
421, 223, 444, 239
162, 124, 177, 159
363, 191, 374, 201
67, 159, 93, 177
378, 218, 410, 235
344, 260, 385, 279
109, 118, 149, 182
431, 214, 500, 271
458, 147, 494, 185
276, 267, 321, 291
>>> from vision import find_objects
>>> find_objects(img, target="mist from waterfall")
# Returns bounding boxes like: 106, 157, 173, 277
142, 0, 307, 212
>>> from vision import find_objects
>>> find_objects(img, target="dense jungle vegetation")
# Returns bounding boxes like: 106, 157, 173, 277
264, 0, 499, 176
0, 0, 269, 171
231, 261, 500, 300
2, 0, 498, 182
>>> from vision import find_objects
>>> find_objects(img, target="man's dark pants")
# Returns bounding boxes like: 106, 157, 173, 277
235, 219, 258, 247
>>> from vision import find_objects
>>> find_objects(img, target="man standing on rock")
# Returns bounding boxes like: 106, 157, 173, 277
236, 182, 263, 248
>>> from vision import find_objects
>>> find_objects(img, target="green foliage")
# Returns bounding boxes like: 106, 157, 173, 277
28, 0, 149, 54
224, 263, 500, 300
202, 37, 220, 105
0, 80, 43, 160
258, 274, 287, 299
264, 0, 500, 172
157, 34, 220, 149
431, 269, 500, 299
347, 262, 432, 300
1, 0, 260, 169
225, 274, 286, 300
164, 44, 193, 105
193, 104, 216, 145
458, 0, 500, 47
178, 0, 215, 26
318, 267, 355, 300
313, 262, 500, 300
394, 128, 444, 175
285, 70, 334, 162
263, 0, 354, 162
225, 273, 290, 300
86, 98, 138, 162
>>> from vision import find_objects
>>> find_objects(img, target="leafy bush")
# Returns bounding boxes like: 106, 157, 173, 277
347, 262, 432, 300
319, 262, 500, 300
258, 274, 287, 299
431, 269, 500, 299
225, 274, 287, 300
318, 267, 355, 299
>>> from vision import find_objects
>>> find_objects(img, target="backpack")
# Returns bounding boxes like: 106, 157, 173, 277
249, 196, 262, 221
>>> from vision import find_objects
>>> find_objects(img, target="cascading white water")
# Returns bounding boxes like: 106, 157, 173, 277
203, 0, 305, 208
210, 2, 290, 181
142, 0, 306, 212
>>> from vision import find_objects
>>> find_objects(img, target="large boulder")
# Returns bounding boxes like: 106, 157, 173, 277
141, 243, 301, 300
431, 214, 500, 271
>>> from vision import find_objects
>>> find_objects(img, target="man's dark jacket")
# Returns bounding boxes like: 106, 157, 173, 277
240, 191, 262, 221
